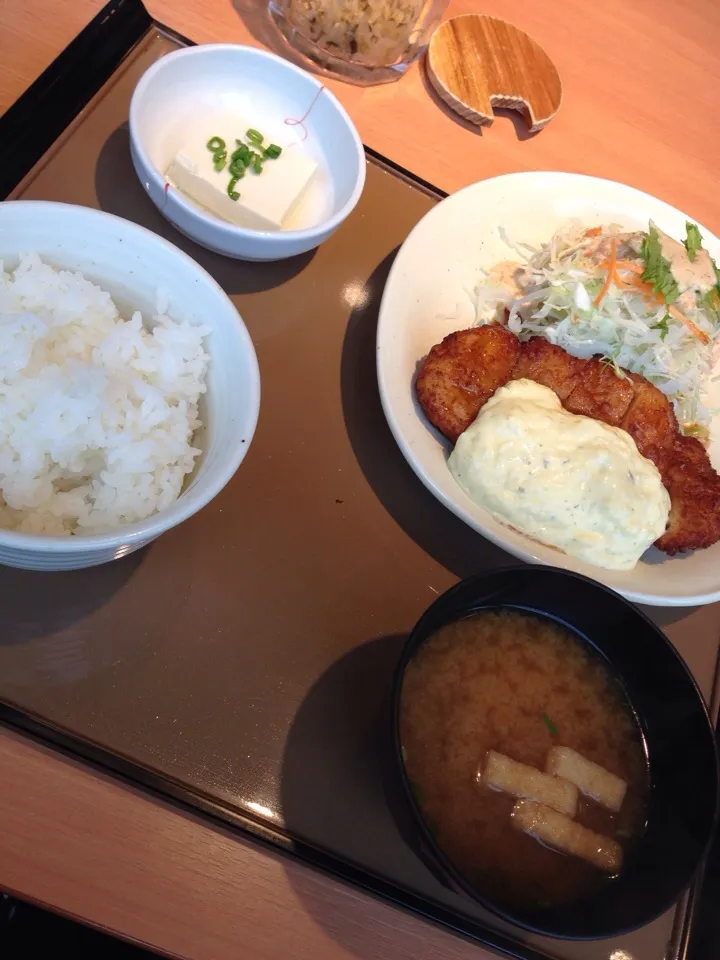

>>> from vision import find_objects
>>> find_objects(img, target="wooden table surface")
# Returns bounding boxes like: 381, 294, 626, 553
0, 1, 719, 958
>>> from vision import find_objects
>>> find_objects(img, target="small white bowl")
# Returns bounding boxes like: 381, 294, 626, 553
0, 201, 260, 570
129, 44, 366, 261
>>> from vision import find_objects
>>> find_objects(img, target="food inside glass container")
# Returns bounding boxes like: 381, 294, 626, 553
281, 0, 428, 66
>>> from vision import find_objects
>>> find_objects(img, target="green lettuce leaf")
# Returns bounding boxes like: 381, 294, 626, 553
684, 222, 703, 262
652, 313, 670, 339
710, 258, 720, 314
641, 225, 680, 304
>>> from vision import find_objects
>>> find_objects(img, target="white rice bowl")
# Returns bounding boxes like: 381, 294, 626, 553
0, 201, 260, 571
0, 254, 210, 535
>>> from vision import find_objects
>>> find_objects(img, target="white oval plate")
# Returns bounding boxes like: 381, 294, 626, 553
377, 172, 720, 607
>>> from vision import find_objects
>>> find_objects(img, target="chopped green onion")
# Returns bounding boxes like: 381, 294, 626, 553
227, 177, 240, 201
542, 712, 559, 737
231, 144, 251, 165
229, 157, 247, 178
207, 132, 275, 179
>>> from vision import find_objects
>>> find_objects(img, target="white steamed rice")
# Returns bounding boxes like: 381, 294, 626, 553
0, 253, 210, 535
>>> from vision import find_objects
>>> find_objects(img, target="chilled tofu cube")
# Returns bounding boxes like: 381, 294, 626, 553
166, 116, 317, 231
511, 799, 623, 873
546, 747, 627, 813
481, 750, 578, 817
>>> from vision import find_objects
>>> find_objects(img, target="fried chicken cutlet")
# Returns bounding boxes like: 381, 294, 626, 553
656, 435, 720, 554
415, 325, 720, 555
414, 325, 521, 443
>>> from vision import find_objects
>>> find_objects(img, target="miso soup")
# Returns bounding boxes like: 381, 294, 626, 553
400, 609, 649, 909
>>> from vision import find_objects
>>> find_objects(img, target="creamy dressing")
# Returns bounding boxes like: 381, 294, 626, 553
656, 226, 717, 295
448, 380, 670, 571
488, 260, 527, 295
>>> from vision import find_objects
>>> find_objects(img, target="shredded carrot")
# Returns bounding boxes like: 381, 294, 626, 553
605, 269, 662, 303
593, 237, 617, 308
625, 276, 661, 300
615, 260, 644, 275
596, 248, 710, 342
621, 280, 707, 342
584, 226, 603, 238
598, 259, 643, 276
668, 304, 709, 344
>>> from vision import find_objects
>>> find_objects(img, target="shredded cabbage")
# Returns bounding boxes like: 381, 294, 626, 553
474, 221, 720, 433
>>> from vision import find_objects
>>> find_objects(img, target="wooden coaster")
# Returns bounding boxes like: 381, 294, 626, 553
427, 15, 562, 133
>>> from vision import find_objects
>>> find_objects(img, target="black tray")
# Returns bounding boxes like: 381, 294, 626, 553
1, 3, 719, 959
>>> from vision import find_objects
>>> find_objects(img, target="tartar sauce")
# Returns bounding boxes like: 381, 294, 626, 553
448, 380, 671, 571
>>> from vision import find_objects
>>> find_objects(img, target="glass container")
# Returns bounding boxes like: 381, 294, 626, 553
268, 0, 450, 84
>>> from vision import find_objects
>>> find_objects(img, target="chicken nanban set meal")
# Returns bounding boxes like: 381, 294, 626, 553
0, 4, 718, 960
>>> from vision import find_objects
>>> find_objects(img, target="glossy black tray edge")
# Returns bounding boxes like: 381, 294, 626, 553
0, 2, 715, 958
